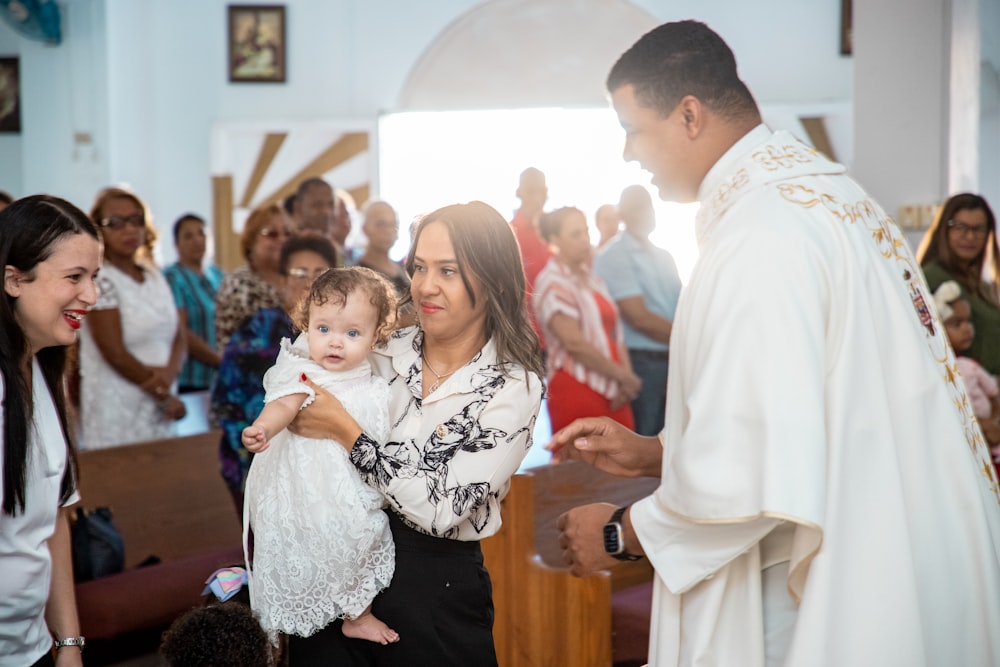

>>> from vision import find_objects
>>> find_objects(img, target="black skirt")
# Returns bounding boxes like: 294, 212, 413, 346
287, 510, 497, 667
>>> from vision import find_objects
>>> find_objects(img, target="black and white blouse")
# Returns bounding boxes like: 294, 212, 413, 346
351, 327, 544, 541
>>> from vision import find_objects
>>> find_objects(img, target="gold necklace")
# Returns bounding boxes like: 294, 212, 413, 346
422, 354, 459, 393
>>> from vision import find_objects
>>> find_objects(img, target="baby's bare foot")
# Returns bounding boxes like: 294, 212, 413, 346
342, 612, 400, 645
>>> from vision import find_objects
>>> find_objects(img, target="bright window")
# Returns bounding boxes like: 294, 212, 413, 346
377, 108, 699, 283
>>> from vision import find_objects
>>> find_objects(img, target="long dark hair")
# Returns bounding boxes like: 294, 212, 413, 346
916, 193, 999, 301
1, 195, 99, 516
404, 201, 544, 379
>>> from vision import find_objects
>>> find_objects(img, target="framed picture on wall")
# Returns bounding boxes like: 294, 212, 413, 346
840, 0, 853, 56
0, 57, 21, 133
228, 5, 286, 83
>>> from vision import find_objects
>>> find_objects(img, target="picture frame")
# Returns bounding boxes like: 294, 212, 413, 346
0, 57, 21, 133
840, 0, 853, 56
228, 5, 286, 83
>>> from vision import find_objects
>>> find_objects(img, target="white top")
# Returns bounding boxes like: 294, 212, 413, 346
353, 326, 544, 540
79, 261, 179, 449
631, 126, 1000, 666
0, 359, 80, 666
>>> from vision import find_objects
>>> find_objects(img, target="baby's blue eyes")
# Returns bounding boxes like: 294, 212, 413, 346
315, 325, 361, 337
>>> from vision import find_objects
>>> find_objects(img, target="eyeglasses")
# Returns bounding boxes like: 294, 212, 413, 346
288, 267, 328, 281
259, 227, 290, 239
99, 213, 145, 230
947, 220, 989, 238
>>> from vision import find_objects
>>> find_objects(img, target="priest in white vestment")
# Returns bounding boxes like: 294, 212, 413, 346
552, 20, 1000, 667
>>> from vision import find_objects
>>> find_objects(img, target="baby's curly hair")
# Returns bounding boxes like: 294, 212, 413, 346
160, 603, 271, 667
294, 267, 398, 346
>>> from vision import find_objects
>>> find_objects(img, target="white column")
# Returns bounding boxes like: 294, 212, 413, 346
853, 0, 980, 220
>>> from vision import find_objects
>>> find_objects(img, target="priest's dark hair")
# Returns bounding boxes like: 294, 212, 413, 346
607, 20, 760, 122
0, 195, 98, 515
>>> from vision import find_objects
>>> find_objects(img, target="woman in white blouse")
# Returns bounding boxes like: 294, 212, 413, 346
1, 195, 99, 667
289, 201, 544, 666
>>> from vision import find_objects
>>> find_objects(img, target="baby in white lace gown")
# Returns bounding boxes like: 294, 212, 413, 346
242, 268, 399, 645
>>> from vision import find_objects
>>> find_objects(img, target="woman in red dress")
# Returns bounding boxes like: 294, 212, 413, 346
533, 207, 640, 435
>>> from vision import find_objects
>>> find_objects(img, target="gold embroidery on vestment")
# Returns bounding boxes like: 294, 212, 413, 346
775, 186, 1000, 504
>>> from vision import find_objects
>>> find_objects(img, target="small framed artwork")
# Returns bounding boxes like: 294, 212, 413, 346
840, 0, 853, 56
228, 5, 286, 83
0, 57, 21, 133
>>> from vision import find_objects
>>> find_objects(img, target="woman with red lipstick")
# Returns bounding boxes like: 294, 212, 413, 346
286, 201, 544, 666
1, 195, 99, 667
917, 193, 1000, 374
78, 187, 187, 449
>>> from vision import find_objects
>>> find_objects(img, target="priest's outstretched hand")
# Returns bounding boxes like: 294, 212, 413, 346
546, 416, 662, 478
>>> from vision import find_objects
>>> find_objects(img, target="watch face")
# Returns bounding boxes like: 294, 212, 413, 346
603, 522, 623, 555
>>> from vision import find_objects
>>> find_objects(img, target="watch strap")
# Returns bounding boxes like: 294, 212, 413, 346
53, 636, 86, 651
606, 506, 641, 561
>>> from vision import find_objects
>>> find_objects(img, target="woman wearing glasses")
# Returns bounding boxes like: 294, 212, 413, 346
917, 193, 1000, 373
211, 235, 337, 516
214, 203, 296, 349
79, 187, 187, 449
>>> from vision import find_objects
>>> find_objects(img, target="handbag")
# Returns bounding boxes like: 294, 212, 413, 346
71, 506, 126, 582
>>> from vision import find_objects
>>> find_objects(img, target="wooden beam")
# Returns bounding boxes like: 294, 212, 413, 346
238, 132, 288, 208
347, 183, 370, 209
257, 132, 369, 209
800, 116, 838, 162
212, 175, 241, 272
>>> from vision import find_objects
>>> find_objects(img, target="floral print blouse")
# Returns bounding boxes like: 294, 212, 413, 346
352, 327, 544, 541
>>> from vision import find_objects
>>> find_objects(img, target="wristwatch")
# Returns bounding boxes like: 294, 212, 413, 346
53, 636, 86, 651
603, 506, 641, 561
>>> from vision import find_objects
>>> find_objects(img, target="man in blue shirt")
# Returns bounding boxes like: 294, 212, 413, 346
594, 185, 682, 435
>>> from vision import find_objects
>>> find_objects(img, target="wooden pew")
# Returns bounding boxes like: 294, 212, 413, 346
73, 430, 245, 640
482, 461, 659, 667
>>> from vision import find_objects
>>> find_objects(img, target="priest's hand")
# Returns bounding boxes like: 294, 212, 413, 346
557, 502, 638, 576
547, 416, 663, 478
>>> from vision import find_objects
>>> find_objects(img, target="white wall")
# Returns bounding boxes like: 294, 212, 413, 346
982, 0, 1000, 211
3, 0, 853, 263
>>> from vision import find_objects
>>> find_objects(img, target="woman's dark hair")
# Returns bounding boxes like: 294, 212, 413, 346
538, 207, 584, 242
278, 235, 338, 275
1, 195, 99, 516
916, 193, 999, 301
172, 213, 206, 244
160, 603, 271, 667
296, 267, 398, 347
607, 20, 759, 122
404, 201, 544, 379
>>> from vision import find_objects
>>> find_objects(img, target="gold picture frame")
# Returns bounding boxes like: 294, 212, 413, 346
228, 5, 286, 83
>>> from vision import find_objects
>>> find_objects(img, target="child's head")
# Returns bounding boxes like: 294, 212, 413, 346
160, 603, 271, 667
933, 280, 975, 353
296, 267, 397, 372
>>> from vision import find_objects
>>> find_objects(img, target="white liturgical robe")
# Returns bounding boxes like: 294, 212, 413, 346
630, 125, 1000, 666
